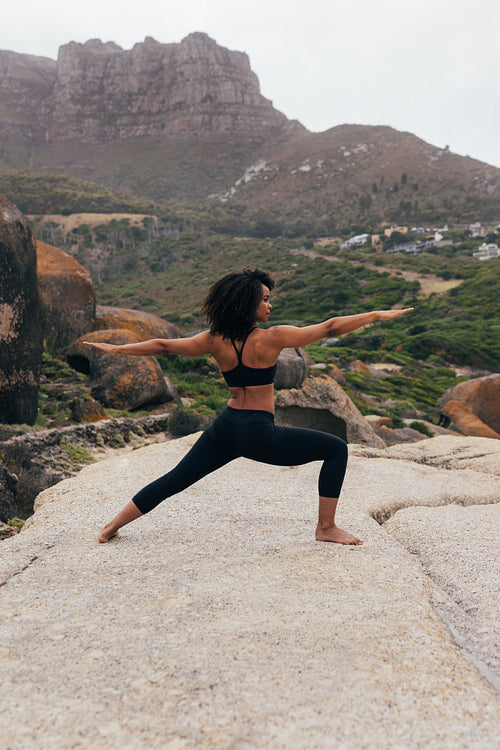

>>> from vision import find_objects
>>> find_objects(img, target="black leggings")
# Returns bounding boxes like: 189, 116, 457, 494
133, 406, 348, 514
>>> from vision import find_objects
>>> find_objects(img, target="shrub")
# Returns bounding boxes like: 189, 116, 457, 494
409, 421, 435, 437
169, 405, 211, 437
7, 517, 25, 529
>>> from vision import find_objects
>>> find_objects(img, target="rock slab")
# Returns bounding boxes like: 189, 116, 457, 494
0, 435, 498, 748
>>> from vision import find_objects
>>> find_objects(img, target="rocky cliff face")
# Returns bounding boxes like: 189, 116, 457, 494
0, 50, 55, 131
0, 33, 295, 146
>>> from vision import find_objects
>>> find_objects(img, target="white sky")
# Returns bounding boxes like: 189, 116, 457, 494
2, 0, 500, 168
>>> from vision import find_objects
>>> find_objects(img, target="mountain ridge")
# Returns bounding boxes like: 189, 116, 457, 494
0, 33, 499, 223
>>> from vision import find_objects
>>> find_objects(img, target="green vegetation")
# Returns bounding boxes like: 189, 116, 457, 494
29, 212, 500, 375
159, 355, 228, 426
7, 517, 25, 530
4, 198, 500, 443
303, 347, 467, 424
409, 421, 435, 437
0, 171, 154, 215
60, 442, 96, 466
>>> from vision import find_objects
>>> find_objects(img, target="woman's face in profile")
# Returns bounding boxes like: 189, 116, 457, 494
255, 285, 272, 323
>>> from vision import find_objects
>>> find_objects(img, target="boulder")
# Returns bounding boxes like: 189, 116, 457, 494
275, 375, 386, 447
438, 374, 500, 434
0, 194, 44, 424
163, 376, 181, 404
70, 396, 107, 423
95, 305, 181, 342
274, 348, 308, 390
440, 400, 500, 440
329, 364, 346, 385
66, 330, 171, 410
349, 360, 372, 376
365, 414, 394, 428
36, 241, 96, 349
373, 425, 427, 445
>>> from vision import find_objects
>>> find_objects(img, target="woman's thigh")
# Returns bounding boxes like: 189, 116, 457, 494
242, 423, 346, 467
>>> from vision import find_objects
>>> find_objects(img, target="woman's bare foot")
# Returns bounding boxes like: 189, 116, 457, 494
315, 523, 363, 545
97, 501, 143, 543
98, 522, 120, 543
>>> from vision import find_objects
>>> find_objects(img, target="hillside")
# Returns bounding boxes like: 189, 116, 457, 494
0, 34, 499, 226
27, 211, 500, 374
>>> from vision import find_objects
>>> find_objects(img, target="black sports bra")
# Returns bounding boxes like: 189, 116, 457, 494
221, 329, 277, 387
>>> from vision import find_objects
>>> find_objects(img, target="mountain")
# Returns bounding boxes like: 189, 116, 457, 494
1, 33, 499, 223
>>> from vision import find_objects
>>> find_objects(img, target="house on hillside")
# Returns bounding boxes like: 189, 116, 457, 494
387, 233, 443, 255
469, 222, 485, 237
340, 233, 370, 249
473, 243, 500, 260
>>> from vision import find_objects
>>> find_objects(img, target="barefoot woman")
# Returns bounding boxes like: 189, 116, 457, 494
85, 268, 412, 545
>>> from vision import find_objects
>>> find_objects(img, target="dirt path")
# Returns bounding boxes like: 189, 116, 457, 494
289, 247, 462, 296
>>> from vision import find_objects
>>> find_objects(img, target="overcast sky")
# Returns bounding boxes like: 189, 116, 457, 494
3, 0, 499, 168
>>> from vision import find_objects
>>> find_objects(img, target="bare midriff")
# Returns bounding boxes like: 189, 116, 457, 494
227, 383, 275, 414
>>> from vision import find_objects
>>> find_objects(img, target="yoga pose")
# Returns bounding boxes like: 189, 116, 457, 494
84, 268, 412, 545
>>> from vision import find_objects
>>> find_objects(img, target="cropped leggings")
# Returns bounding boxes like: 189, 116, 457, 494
133, 406, 348, 514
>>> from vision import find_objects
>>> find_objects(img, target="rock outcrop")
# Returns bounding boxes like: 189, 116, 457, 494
275, 374, 385, 448
0, 50, 56, 146
0, 435, 498, 747
439, 374, 500, 434
0, 194, 43, 424
0, 34, 293, 146
95, 305, 180, 342
67, 330, 171, 410
36, 240, 96, 349
0, 411, 173, 518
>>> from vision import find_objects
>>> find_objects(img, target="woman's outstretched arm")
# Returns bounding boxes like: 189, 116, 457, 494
83, 331, 213, 357
269, 308, 414, 349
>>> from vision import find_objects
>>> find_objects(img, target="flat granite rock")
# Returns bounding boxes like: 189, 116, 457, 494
385, 504, 500, 687
0, 435, 498, 749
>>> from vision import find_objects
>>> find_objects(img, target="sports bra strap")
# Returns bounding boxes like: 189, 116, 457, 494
230, 339, 240, 361
231, 327, 256, 364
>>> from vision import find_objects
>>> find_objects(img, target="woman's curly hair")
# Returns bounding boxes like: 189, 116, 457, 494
201, 268, 275, 340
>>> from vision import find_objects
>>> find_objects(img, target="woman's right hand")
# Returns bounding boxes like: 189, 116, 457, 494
82, 341, 119, 353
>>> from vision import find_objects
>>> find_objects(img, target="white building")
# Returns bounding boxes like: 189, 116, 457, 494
473, 243, 500, 260
469, 222, 485, 238
340, 233, 370, 249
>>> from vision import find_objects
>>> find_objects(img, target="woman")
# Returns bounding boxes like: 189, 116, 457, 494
85, 268, 412, 545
